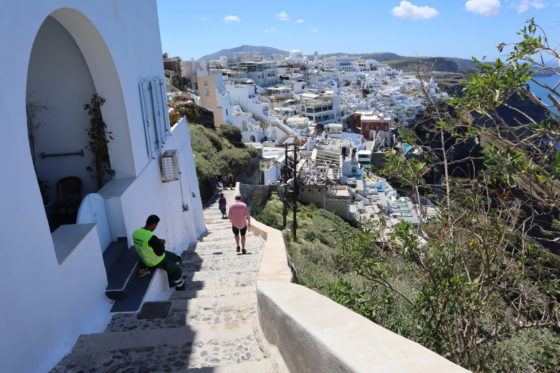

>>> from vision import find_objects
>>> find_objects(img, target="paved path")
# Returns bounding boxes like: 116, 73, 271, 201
52, 189, 272, 372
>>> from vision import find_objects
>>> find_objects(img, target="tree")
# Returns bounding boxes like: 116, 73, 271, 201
218, 124, 243, 146
334, 19, 560, 371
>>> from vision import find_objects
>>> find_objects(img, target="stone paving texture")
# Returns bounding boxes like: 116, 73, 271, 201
51, 189, 273, 372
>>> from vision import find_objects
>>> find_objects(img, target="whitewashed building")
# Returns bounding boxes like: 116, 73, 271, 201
0, 1, 206, 372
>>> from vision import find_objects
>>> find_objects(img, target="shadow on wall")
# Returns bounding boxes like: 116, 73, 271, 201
53, 249, 206, 371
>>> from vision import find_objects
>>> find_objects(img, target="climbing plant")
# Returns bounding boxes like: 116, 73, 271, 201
84, 94, 114, 189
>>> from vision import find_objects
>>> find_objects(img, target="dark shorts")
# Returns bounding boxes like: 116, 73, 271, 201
232, 226, 247, 236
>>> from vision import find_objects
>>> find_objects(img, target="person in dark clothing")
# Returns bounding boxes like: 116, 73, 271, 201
218, 193, 227, 218
227, 173, 235, 190
132, 215, 185, 290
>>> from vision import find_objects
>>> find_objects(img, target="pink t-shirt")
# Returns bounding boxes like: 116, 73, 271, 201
228, 201, 250, 229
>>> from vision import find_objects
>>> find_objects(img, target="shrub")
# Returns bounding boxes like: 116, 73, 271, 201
218, 124, 243, 146
211, 148, 252, 175
190, 125, 217, 156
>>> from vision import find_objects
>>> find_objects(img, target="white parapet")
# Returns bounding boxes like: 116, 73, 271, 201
242, 183, 469, 373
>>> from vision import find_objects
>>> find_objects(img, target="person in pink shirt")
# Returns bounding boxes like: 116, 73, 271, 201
228, 195, 251, 254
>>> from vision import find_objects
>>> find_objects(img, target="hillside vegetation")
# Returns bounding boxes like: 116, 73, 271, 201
256, 193, 559, 372
189, 124, 258, 202
257, 20, 560, 372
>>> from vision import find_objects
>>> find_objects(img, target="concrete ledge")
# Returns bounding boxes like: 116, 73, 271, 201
251, 220, 293, 282
236, 182, 467, 372
257, 281, 468, 373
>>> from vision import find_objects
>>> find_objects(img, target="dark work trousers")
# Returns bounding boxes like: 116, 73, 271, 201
147, 251, 183, 287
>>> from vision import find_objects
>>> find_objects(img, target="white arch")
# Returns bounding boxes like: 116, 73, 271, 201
48, 8, 135, 178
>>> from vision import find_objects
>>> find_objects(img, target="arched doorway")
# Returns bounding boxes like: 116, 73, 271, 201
26, 10, 133, 232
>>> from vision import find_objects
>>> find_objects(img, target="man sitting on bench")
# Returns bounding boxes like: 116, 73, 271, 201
132, 215, 185, 290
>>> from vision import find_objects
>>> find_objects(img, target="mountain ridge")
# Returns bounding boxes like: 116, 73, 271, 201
198, 45, 289, 62
198, 45, 479, 72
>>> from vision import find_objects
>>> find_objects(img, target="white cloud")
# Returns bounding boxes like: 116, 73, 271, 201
224, 15, 240, 23
264, 28, 277, 33
310, 28, 318, 33
200, 17, 208, 22
465, 0, 501, 16
391, 1, 439, 20
296, 19, 305, 23
276, 11, 290, 21
516, 0, 546, 13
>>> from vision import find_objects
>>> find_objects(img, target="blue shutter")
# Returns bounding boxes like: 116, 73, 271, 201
158, 76, 172, 136
139, 80, 155, 158
150, 77, 165, 147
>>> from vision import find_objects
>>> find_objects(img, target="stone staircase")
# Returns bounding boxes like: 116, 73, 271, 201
51, 190, 274, 373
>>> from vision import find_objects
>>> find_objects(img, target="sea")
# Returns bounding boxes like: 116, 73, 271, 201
528, 75, 559, 116
528, 75, 559, 149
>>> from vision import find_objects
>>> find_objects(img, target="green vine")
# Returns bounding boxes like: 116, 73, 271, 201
84, 94, 114, 189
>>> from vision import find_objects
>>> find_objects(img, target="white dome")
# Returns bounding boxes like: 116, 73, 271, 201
289, 49, 303, 59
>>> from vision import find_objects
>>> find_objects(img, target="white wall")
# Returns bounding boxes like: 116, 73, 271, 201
264, 164, 282, 185
0, 2, 203, 372
113, 119, 205, 252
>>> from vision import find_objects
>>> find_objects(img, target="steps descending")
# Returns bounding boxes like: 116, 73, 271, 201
51, 190, 274, 372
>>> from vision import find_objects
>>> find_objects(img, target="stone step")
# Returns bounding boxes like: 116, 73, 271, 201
170, 285, 256, 301
106, 293, 257, 333
186, 254, 260, 263
181, 360, 274, 373
190, 246, 262, 258
194, 237, 262, 250
51, 324, 268, 372
182, 272, 257, 293
181, 256, 262, 272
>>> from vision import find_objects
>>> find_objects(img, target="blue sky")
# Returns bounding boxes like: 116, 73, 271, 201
156, 1, 560, 60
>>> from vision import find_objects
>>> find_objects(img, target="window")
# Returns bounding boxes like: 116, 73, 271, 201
139, 76, 170, 158
204, 89, 209, 97
204, 80, 208, 86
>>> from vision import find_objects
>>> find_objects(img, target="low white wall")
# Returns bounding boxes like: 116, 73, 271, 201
241, 183, 469, 372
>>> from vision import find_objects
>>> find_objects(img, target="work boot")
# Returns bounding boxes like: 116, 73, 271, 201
175, 284, 186, 291
137, 267, 150, 278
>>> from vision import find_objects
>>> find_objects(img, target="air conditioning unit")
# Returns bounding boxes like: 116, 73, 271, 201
160, 150, 179, 182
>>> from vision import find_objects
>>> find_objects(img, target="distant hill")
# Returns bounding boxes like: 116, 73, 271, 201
198, 45, 289, 62
200, 46, 480, 73
320, 52, 477, 73
384, 57, 462, 73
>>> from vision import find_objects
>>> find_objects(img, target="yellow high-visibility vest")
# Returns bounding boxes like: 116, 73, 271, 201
132, 228, 165, 267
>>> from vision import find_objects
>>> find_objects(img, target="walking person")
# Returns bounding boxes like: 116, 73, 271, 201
132, 215, 185, 290
227, 173, 235, 190
218, 193, 227, 219
228, 195, 251, 254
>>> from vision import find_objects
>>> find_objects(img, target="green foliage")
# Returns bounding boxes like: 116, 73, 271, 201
84, 94, 114, 189
254, 20, 560, 372
212, 148, 251, 175
189, 124, 257, 203
459, 57, 533, 115
217, 124, 243, 146
190, 125, 219, 156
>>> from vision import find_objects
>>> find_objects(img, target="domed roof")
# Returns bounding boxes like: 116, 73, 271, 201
289, 49, 303, 59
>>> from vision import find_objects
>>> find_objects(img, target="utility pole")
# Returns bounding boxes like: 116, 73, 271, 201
292, 145, 298, 241
282, 144, 288, 228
